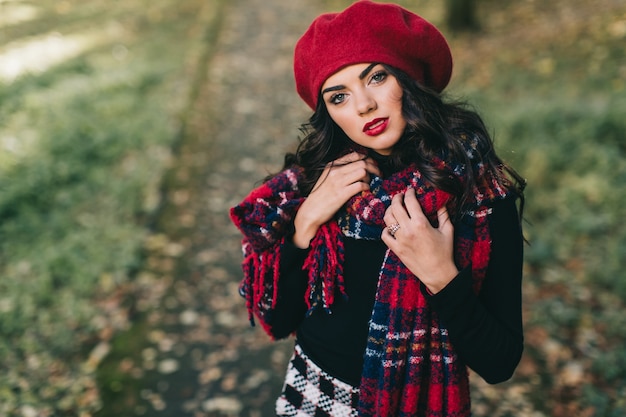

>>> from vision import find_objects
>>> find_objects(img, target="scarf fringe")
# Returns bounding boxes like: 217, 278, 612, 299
239, 237, 284, 336
303, 221, 347, 314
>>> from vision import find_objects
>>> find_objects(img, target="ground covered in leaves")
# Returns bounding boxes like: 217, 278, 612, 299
1, 0, 625, 416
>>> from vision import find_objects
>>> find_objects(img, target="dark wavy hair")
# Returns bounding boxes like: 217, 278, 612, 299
277, 64, 525, 220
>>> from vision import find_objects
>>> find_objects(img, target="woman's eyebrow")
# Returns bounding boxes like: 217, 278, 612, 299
321, 63, 380, 96
321, 85, 344, 95
358, 63, 378, 80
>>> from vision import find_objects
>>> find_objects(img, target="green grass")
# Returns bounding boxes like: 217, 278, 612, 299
503, 95, 626, 414
0, 0, 223, 414
463, 26, 626, 416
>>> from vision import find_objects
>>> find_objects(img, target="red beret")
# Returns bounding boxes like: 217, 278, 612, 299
294, 1, 453, 110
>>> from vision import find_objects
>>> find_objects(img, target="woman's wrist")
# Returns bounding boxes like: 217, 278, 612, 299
424, 263, 459, 294
292, 231, 314, 249
292, 214, 320, 249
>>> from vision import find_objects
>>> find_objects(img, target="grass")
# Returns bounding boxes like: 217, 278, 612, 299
0, 0, 224, 414
442, 0, 626, 414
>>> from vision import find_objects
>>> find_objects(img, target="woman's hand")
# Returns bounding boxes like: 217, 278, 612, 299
382, 188, 458, 294
293, 152, 381, 248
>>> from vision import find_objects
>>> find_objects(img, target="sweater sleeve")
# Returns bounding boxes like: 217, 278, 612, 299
265, 238, 309, 339
423, 196, 524, 384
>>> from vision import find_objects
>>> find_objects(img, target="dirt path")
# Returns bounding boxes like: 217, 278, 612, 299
97, 0, 597, 415
97, 0, 323, 416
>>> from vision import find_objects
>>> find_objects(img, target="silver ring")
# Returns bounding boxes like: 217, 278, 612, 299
387, 223, 400, 237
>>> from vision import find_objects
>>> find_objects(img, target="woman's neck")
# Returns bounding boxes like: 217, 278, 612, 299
368, 150, 397, 178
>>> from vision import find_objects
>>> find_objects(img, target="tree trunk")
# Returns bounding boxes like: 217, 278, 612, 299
446, 0, 479, 31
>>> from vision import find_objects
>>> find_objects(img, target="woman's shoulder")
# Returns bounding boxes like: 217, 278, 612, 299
260, 165, 305, 190
488, 194, 519, 212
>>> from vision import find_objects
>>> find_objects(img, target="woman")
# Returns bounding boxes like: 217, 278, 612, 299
230, 1, 526, 416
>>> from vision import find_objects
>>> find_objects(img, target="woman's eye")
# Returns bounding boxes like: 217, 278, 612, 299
370, 71, 387, 84
329, 93, 346, 104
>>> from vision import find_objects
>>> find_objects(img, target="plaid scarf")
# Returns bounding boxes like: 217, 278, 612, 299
230, 143, 509, 416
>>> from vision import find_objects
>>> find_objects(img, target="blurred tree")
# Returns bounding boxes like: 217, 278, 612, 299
446, 0, 479, 31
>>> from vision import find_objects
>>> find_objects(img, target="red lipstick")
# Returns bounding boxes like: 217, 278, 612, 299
363, 118, 389, 136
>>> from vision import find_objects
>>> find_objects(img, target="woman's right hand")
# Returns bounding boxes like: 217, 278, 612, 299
292, 152, 381, 248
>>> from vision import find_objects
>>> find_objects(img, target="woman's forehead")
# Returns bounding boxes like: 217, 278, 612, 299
322, 63, 381, 89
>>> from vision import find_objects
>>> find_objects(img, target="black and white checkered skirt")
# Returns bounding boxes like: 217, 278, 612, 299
275, 344, 359, 417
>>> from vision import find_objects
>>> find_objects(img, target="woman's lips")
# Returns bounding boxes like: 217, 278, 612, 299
363, 118, 389, 136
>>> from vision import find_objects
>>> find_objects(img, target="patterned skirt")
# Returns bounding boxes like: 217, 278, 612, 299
275, 344, 359, 417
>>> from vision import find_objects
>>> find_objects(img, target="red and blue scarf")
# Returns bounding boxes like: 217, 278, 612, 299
230, 143, 509, 416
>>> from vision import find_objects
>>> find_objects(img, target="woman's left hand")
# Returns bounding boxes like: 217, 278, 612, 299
382, 188, 459, 294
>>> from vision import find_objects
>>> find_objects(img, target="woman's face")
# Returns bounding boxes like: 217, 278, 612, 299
321, 63, 406, 155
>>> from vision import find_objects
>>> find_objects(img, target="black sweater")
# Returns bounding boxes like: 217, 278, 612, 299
270, 196, 524, 387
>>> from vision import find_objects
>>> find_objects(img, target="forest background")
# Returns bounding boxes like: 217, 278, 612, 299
0, 0, 625, 416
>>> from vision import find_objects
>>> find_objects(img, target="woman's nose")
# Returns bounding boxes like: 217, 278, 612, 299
356, 92, 377, 115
